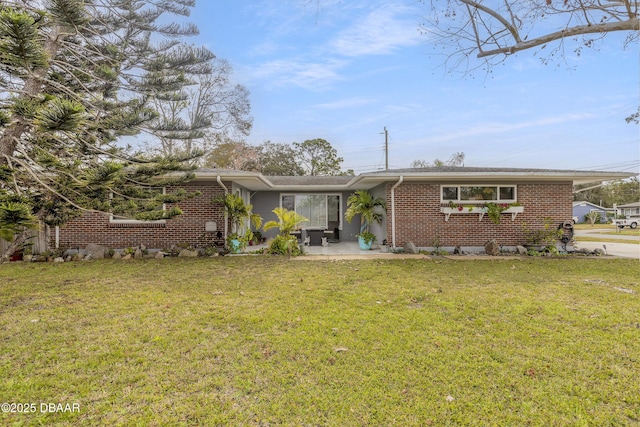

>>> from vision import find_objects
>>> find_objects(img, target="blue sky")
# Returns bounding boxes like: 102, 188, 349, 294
189, 1, 639, 174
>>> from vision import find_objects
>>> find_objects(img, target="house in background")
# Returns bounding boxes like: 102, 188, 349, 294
55, 167, 634, 253
617, 201, 640, 217
572, 201, 613, 224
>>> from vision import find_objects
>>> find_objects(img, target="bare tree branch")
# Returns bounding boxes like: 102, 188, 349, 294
478, 17, 639, 57
427, 0, 639, 67
459, 0, 523, 44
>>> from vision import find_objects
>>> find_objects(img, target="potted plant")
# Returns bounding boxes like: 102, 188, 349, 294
250, 230, 264, 245
345, 190, 386, 250
214, 193, 262, 253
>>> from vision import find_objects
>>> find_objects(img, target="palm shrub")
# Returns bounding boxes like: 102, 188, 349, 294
345, 190, 386, 244
213, 193, 262, 250
263, 207, 308, 255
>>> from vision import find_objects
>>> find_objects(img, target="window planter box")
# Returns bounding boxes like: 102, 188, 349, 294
441, 206, 524, 222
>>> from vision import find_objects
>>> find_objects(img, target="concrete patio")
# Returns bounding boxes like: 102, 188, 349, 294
304, 241, 378, 255
299, 241, 428, 259
248, 240, 427, 259
247, 240, 431, 260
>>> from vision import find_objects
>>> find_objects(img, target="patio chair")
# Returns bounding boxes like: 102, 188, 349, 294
307, 229, 324, 246
327, 221, 340, 242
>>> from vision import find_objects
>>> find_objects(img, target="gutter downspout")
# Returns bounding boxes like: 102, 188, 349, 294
216, 176, 229, 240
390, 176, 403, 249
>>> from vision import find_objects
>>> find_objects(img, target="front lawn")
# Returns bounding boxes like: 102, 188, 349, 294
1, 258, 639, 426
574, 223, 640, 237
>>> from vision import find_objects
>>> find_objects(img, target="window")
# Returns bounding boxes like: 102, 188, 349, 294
280, 194, 341, 229
441, 185, 517, 203
109, 187, 166, 224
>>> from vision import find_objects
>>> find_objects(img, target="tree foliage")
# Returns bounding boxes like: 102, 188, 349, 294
294, 138, 345, 176
574, 176, 640, 208
0, 198, 39, 263
204, 140, 259, 171
205, 137, 350, 176
424, 0, 639, 73
254, 141, 305, 176
145, 60, 253, 165
411, 152, 465, 168
0, 200, 38, 242
0, 0, 214, 258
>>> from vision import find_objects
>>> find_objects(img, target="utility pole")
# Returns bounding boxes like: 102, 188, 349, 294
383, 127, 388, 170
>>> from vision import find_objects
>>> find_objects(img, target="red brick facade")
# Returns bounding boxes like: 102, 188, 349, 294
57, 178, 573, 251
386, 182, 573, 248
56, 181, 229, 250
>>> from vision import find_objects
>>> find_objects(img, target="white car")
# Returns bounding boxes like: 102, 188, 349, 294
617, 215, 639, 229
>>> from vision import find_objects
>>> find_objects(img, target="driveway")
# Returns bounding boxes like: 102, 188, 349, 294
574, 228, 640, 259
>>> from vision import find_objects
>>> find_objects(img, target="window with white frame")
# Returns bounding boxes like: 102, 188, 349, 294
441, 185, 517, 203
281, 194, 341, 229
109, 187, 166, 223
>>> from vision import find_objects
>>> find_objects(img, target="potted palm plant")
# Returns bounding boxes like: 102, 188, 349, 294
345, 190, 386, 250
214, 193, 262, 253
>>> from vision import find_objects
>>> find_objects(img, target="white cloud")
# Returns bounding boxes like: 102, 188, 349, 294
329, 5, 424, 57
312, 97, 376, 110
248, 58, 347, 90
424, 113, 598, 144
242, 3, 425, 90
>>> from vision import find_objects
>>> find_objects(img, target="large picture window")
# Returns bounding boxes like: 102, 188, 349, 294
281, 194, 341, 229
441, 185, 517, 203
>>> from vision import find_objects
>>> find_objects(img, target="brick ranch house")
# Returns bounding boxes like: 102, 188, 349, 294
55, 167, 633, 252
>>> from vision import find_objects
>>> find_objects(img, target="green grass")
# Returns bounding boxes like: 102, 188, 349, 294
573, 223, 640, 244
607, 228, 640, 237
1, 257, 639, 426
575, 236, 640, 244
574, 223, 640, 236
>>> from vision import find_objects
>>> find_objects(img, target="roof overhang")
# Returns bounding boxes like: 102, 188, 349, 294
349, 169, 635, 187
191, 170, 274, 191
188, 168, 636, 191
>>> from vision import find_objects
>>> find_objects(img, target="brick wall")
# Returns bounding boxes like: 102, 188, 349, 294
386, 182, 573, 248
56, 181, 229, 250
56, 179, 574, 251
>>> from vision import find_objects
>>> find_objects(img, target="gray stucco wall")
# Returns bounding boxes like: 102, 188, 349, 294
369, 184, 388, 245
250, 191, 360, 241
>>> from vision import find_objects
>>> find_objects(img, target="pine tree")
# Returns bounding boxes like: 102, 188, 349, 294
0, 0, 214, 259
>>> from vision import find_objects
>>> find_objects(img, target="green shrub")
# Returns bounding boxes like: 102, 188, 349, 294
584, 211, 601, 224
267, 234, 302, 256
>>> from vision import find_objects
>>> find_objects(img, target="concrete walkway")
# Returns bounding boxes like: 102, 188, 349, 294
572, 241, 640, 259
574, 228, 640, 259
575, 227, 640, 241
254, 237, 639, 260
